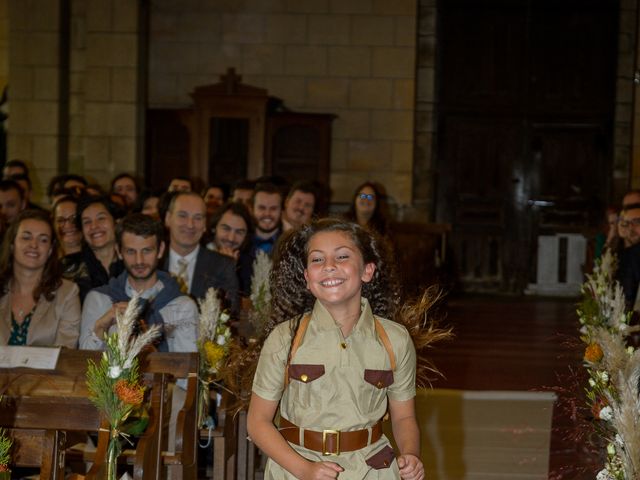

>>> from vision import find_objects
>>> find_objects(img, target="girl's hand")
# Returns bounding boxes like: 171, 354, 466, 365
303, 460, 344, 480
397, 454, 424, 480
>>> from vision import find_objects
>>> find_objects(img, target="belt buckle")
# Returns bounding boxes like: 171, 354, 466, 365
322, 429, 340, 456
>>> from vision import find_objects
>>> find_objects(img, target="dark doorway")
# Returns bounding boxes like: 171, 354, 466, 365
436, 0, 618, 292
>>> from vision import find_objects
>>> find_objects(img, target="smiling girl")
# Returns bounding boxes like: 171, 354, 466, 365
0, 210, 81, 347
245, 218, 447, 480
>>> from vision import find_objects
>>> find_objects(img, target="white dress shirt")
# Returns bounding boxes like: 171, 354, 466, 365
168, 245, 199, 294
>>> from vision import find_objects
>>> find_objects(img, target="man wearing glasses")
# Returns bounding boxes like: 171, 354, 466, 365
616, 197, 640, 309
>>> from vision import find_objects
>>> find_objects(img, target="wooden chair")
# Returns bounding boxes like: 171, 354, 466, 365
199, 391, 238, 480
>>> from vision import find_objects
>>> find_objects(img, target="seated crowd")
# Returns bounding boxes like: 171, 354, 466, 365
0, 159, 394, 351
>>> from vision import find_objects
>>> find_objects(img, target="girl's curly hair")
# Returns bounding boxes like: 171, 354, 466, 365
265, 218, 401, 338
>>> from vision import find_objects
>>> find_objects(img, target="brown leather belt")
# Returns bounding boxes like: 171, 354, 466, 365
279, 417, 382, 456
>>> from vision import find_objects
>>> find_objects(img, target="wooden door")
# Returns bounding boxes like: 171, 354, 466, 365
436, 0, 617, 292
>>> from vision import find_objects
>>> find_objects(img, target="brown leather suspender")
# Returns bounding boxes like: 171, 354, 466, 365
284, 314, 395, 386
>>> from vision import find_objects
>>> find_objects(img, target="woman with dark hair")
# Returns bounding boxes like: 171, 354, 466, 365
0, 209, 81, 347
344, 181, 391, 236
72, 195, 124, 303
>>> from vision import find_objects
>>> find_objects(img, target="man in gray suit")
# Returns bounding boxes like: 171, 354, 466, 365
163, 191, 239, 312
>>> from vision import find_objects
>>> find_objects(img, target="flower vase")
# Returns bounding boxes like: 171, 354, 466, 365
105, 428, 121, 480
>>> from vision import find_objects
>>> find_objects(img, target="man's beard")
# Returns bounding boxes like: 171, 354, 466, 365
126, 263, 157, 281
257, 217, 279, 235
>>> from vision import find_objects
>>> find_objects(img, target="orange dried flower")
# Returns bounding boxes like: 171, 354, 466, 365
0, 465, 8, 472
584, 343, 604, 363
114, 379, 145, 406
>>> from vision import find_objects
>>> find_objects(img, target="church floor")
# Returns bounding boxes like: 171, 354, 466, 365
421, 294, 594, 479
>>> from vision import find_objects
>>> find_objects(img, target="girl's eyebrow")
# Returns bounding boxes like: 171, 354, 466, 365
308, 245, 355, 255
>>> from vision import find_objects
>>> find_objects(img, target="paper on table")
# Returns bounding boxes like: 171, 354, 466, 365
0, 345, 61, 369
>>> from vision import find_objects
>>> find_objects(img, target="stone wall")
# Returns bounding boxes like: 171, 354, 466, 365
8, 0, 63, 202
148, 0, 420, 206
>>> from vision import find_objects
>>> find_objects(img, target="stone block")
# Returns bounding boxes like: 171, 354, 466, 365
373, 0, 416, 15
84, 103, 110, 136
347, 140, 392, 171
245, 0, 287, 12
371, 110, 413, 140
392, 141, 413, 172
263, 76, 306, 107
195, 42, 242, 75
7, 134, 33, 161
111, 137, 137, 172
176, 12, 222, 42
285, 46, 327, 75
27, 33, 59, 66
616, 76, 633, 103
285, 0, 329, 14
86, 0, 112, 31
352, 16, 394, 46
222, 13, 265, 44
9, 0, 29, 31
378, 172, 412, 204
30, 0, 60, 31
243, 44, 284, 75
616, 103, 632, 123
349, 78, 392, 108
11, 101, 59, 135
265, 14, 307, 44
417, 35, 435, 67
308, 15, 350, 45
113, 0, 138, 32
8, 32, 28, 67
328, 46, 370, 77
306, 77, 349, 108
395, 16, 416, 46
329, 171, 372, 203
87, 33, 138, 67
198, 0, 241, 13
417, 6, 435, 35
414, 109, 434, 133
331, 139, 348, 170
33, 67, 60, 101
330, 0, 372, 14
9, 67, 33, 100
84, 136, 110, 167
416, 67, 434, 101
332, 109, 370, 140
393, 78, 414, 109
85, 67, 111, 101
372, 47, 415, 78
70, 71, 85, 94
32, 135, 58, 169
148, 73, 179, 106
112, 67, 137, 102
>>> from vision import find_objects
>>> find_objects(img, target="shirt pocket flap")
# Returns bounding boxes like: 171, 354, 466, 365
289, 364, 325, 383
364, 369, 394, 389
366, 445, 396, 470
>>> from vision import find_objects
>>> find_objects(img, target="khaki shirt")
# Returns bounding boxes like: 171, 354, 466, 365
253, 298, 416, 479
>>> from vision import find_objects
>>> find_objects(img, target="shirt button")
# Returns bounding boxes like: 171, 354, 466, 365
376, 381, 384, 388
341, 342, 347, 349
300, 374, 308, 382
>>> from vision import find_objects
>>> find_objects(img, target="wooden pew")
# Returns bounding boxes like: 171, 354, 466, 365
0, 349, 199, 479
8, 428, 66, 479
199, 391, 238, 480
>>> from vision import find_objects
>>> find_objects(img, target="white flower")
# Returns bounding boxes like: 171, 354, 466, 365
589, 378, 596, 387
596, 468, 614, 480
607, 443, 616, 456
627, 346, 635, 355
599, 371, 609, 383
599, 406, 613, 421
615, 434, 623, 446
108, 365, 123, 379
220, 312, 230, 323
216, 334, 226, 346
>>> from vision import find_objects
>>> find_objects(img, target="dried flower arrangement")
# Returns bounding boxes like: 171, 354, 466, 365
86, 297, 161, 480
577, 249, 640, 480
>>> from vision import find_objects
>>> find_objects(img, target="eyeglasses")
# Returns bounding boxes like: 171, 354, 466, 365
619, 218, 640, 228
358, 193, 375, 201
55, 214, 77, 226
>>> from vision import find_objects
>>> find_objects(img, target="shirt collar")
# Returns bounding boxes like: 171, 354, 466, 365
170, 244, 199, 263
125, 275, 164, 299
310, 297, 376, 336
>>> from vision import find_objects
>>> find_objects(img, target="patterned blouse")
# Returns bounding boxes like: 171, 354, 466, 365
9, 310, 35, 345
